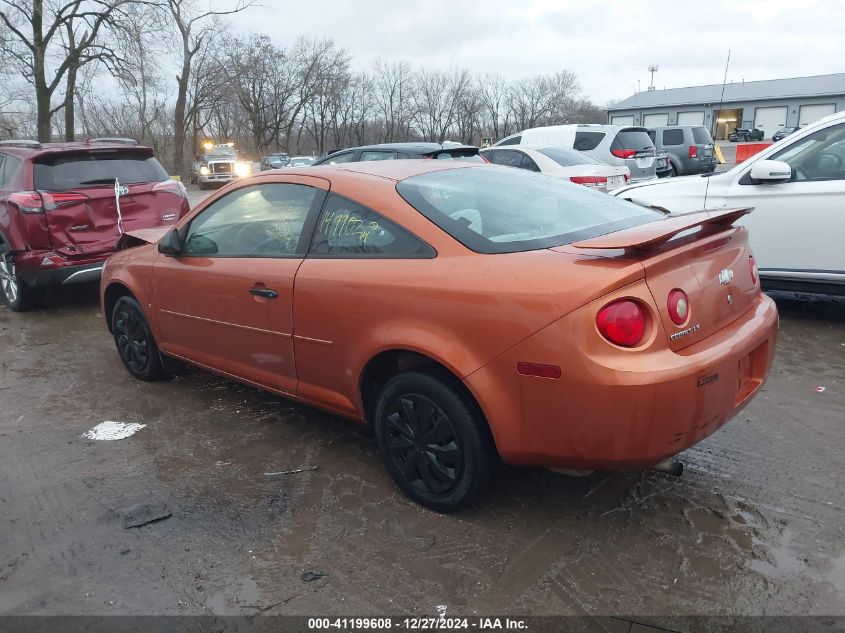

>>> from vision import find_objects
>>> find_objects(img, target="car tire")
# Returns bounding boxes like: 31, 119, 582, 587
197, 181, 208, 191
374, 370, 495, 512
669, 164, 678, 177
111, 296, 165, 381
0, 256, 32, 312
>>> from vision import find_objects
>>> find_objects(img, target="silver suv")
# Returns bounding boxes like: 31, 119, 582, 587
648, 125, 716, 176
493, 124, 658, 181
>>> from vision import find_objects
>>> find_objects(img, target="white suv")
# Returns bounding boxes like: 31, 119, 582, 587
611, 111, 845, 294
494, 124, 659, 182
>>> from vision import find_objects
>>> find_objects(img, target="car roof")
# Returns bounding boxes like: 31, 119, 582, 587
0, 139, 152, 157
256, 157, 479, 182
334, 142, 478, 154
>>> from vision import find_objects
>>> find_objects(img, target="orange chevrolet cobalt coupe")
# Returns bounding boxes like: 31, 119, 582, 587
101, 161, 778, 510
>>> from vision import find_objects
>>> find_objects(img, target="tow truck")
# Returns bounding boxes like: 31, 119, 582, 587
190, 142, 251, 189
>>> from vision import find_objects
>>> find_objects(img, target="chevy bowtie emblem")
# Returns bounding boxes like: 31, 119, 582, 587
719, 268, 734, 285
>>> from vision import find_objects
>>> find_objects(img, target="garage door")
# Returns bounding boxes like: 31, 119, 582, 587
611, 115, 634, 126
799, 104, 836, 127
753, 106, 787, 139
642, 113, 669, 127
677, 111, 705, 126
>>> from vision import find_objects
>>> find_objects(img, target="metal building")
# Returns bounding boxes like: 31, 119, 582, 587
607, 73, 845, 140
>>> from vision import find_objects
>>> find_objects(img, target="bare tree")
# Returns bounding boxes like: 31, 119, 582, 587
164, 0, 251, 174
0, 0, 134, 141
477, 73, 510, 140
373, 59, 415, 143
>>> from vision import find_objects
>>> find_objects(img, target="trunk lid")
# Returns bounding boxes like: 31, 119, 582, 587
33, 149, 184, 258
572, 208, 759, 351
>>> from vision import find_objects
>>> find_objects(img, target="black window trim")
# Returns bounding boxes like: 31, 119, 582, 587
177, 181, 328, 259
306, 192, 436, 260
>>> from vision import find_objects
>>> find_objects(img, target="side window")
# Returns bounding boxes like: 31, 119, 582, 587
310, 194, 434, 258
497, 135, 521, 146
482, 150, 499, 164
324, 151, 355, 165
770, 123, 845, 182
573, 131, 605, 151
662, 129, 685, 146
491, 150, 522, 168
360, 150, 396, 162
2, 155, 21, 186
183, 183, 319, 257
519, 153, 540, 172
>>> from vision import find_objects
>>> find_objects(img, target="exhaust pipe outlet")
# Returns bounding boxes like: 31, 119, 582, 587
652, 458, 684, 477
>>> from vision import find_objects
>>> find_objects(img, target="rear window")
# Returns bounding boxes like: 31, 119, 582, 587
396, 167, 661, 254
573, 131, 605, 151
497, 135, 521, 146
691, 127, 713, 144
34, 150, 168, 190
612, 129, 654, 151
662, 129, 685, 146
537, 147, 601, 166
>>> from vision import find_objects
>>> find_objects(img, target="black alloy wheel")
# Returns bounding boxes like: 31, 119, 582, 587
375, 371, 494, 511
112, 296, 164, 381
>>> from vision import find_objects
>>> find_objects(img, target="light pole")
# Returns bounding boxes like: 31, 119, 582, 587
648, 65, 658, 91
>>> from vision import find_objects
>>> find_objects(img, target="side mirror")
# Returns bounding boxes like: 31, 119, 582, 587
158, 228, 183, 256
749, 159, 792, 183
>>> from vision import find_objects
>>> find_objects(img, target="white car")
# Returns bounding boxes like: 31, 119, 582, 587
610, 111, 845, 294
481, 145, 630, 192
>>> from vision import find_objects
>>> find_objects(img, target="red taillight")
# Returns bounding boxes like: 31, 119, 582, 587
667, 289, 689, 326
749, 255, 758, 285
153, 179, 188, 198
689, 146, 698, 158
8, 191, 45, 214
517, 362, 562, 379
42, 191, 88, 210
611, 148, 636, 159
596, 299, 646, 347
569, 175, 608, 187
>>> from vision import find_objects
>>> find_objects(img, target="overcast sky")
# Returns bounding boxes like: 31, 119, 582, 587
223, 0, 844, 105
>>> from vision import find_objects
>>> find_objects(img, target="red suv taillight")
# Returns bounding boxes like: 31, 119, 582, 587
43, 191, 88, 210
8, 191, 45, 214
689, 146, 698, 158
596, 299, 646, 347
153, 179, 188, 198
611, 149, 636, 159
569, 175, 608, 187
749, 255, 758, 285
667, 289, 689, 326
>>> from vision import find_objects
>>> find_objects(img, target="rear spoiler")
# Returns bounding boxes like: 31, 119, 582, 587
571, 208, 752, 250
426, 146, 480, 158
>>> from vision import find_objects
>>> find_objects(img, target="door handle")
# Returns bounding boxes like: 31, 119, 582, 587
249, 287, 278, 299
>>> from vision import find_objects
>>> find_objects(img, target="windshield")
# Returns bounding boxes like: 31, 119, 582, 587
34, 151, 168, 189
396, 166, 661, 254
205, 147, 237, 158
537, 146, 601, 166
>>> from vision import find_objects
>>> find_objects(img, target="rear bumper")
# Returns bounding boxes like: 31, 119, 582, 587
15, 251, 108, 288
465, 292, 779, 469
27, 261, 105, 287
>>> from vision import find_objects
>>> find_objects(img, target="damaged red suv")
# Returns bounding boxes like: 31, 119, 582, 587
0, 138, 189, 310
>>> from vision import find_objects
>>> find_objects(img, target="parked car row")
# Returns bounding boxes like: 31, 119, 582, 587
611, 110, 845, 294
6, 112, 843, 511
